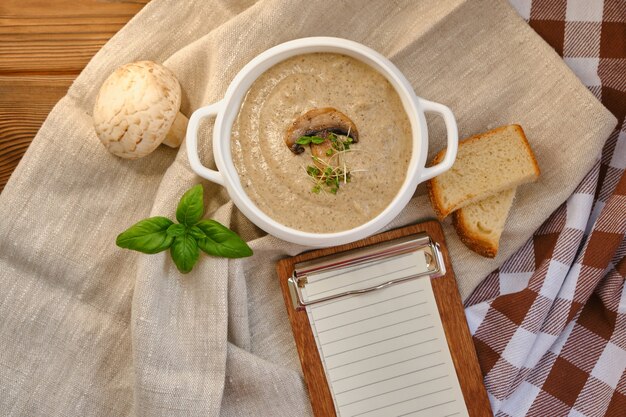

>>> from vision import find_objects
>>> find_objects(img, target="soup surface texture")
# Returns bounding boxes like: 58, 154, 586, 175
231, 53, 412, 233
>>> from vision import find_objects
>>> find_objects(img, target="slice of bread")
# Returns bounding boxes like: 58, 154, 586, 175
427, 124, 540, 220
453, 188, 516, 258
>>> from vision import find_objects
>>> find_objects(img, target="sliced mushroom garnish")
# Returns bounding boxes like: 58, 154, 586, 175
285, 107, 359, 154
310, 135, 334, 170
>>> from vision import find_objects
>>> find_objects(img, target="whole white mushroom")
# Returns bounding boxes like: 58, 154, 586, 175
93, 61, 188, 159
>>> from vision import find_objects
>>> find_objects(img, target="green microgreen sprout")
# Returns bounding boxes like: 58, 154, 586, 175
298, 130, 360, 195
295, 135, 326, 145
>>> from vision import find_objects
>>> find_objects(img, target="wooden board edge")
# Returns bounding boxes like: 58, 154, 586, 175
276, 258, 337, 416
427, 223, 494, 417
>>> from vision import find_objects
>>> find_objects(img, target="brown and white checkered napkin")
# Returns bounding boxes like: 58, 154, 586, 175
465, 1, 626, 415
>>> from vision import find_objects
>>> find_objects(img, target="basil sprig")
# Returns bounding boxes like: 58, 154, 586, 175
116, 184, 253, 274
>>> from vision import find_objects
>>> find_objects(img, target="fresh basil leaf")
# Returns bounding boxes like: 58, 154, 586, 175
170, 233, 199, 274
195, 220, 253, 258
295, 136, 312, 145
116, 217, 174, 254
188, 225, 206, 240
167, 223, 186, 237
176, 184, 204, 226
310, 136, 326, 144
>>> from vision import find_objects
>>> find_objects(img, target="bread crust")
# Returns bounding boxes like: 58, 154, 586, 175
426, 149, 448, 220
426, 124, 540, 221
511, 124, 541, 178
452, 209, 498, 258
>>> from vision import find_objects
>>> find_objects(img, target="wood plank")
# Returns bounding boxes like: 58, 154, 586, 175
0, 76, 73, 190
0, 0, 149, 192
0, 0, 149, 74
276, 221, 492, 417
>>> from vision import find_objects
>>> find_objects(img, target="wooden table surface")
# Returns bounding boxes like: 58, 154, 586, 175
0, 0, 150, 193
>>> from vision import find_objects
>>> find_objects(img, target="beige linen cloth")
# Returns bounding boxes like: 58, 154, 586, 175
0, 0, 616, 416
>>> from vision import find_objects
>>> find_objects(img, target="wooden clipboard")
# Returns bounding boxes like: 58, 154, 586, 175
276, 220, 492, 417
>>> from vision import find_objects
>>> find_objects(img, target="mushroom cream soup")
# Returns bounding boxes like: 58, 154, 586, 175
231, 53, 412, 233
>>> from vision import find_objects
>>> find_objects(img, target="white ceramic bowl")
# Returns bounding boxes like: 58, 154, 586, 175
186, 37, 458, 247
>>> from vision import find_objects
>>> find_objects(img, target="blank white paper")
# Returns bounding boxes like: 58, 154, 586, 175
303, 250, 469, 417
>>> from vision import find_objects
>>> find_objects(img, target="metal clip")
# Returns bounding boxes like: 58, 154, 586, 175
287, 233, 446, 310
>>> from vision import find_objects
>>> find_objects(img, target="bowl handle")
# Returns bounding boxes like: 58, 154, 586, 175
416, 99, 458, 183
186, 100, 225, 186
